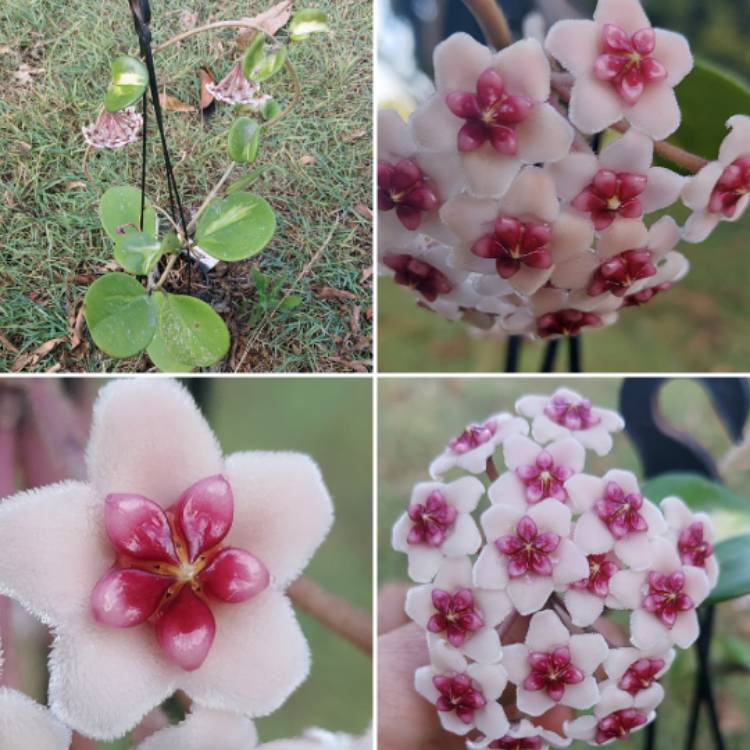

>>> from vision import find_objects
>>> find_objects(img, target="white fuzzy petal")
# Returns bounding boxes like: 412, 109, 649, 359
564, 589, 605, 627
562, 675, 600, 709
525, 610, 570, 651
134, 708, 257, 750
0, 689, 72, 750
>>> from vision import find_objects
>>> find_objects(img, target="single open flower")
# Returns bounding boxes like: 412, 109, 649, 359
206, 62, 271, 108
502, 610, 608, 716
415, 640, 509, 739
545, 0, 692, 139
515, 387, 624, 456
467, 719, 570, 749
474, 499, 588, 614
563, 552, 622, 627
405, 556, 511, 663
609, 537, 710, 650
602, 645, 674, 708
564, 684, 661, 745
82, 106, 143, 149
429, 412, 529, 479
393, 477, 484, 583
0, 379, 333, 739
442, 168, 594, 295
547, 130, 684, 231
411, 34, 573, 198
681, 115, 750, 242
565, 469, 667, 569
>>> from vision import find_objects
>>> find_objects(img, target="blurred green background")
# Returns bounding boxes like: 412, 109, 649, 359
379, 377, 750, 748
378, 0, 750, 373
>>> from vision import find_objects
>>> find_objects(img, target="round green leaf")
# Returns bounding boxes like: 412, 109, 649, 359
155, 292, 230, 368
243, 45, 287, 82
261, 98, 281, 121
707, 534, 750, 604
99, 186, 158, 242
114, 231, 164, 275
84, 273, 156, 358
146, 293, 195, 372
225, 167, 267, 195
289, 9, 330, 41
195, 192, 276, 261
227, 117, 261, 164
105, 55, 148, 113
242, 33, 266, 77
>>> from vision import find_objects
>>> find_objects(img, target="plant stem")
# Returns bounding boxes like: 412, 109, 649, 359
486, 456, 499, 481
152, 20, 269, 54
153, 203, 183, 237
462, 0, 513, 49
152, 251, 180, 291
287, 576, 372, 655
186, 163, 236, 234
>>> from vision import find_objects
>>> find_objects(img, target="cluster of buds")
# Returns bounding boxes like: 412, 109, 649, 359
378, 0, 750, 339
392, 387, 718, 747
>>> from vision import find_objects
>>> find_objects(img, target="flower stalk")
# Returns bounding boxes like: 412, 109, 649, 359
462, 0, 513, 50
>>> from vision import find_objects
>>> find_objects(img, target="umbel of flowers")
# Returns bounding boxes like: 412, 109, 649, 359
392, 387, 718, 748
378, 0, 750, 340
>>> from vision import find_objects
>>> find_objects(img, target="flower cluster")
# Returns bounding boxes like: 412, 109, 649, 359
392, 387, 718, 747
378, 0, 750, 340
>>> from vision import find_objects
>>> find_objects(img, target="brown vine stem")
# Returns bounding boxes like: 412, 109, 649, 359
287, 576, 373, 655
486, 456, 499, 482
462, 0, 513, 49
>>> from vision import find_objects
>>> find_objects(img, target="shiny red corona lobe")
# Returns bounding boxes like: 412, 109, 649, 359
445, 68, 533, 155
618, 657, 666, 695
448, 419, 497, 455
572, 170, 647, 230
642, 570, 694, 628
543, 395, 601, 431
433, 673, 487, 724
595, 709, 648, 744
91, 475, 270, 672
587, 249, 657, 297
623, 281, 671, 307
377, 159, 440, 230
407, 491, 457, 548
570, 553, 619, 598
593, 24, 667, 105
708, 156, 750, 217
382, 253, 453, 302
677, 522, 713, 568
471, 217, 553, 280
489, 736, 544, 750
496, 515, 561, 578
515, 450, 573, 504
594, 481, 648, 539
427, 588, 484, 647
523, 646, 584, 702
536, 309, 602, 338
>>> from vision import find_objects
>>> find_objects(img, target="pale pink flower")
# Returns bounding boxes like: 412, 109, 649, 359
411, 34, 573, 198
515, 387, 624, 456
392, 477, 484, 583
502, 610, 608, 716
566, 469, 667, 570
207, 63, 271, 108
405, 556, 511, 663
467, 719, 570, 749
602, 645, 675, 709
474, 499, 588, 614
609, 537, 710, 650
489, 434, 585, 510
429, 412, 529, 479
547, 130, 684, 231
378, 109, 463, 245
660, 496, 719, 587
82, 106, 143, 149
681, 115, 750, 242
563, 552, 622, 627
564, 684, 661, 745
414, 639, 509, 739
545, 0, 693, 139
0, 379, 333, 739
442, 167, 594, 295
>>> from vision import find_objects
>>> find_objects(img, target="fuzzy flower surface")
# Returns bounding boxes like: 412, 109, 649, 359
393, 389, 719, 748
82, 106, 143, 149
0, 379, 333, 740
207, 62, 271, 108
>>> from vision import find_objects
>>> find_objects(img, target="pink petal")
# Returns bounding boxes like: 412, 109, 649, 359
91, 567, 172, 628
198, 547, 269, 603
105, 493, 178, 563
155, 586, 216, 671
170, 475, 234, 562
653, 29, 693, 87
477, 68, 505, 106
458, 122, 487, 152
545, 19, 600, 77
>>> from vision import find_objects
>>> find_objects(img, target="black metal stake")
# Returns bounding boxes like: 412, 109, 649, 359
504, 335, 521, 372
644, 718, 656, 750
540, 339, 559, 372
568, 335, 581, 372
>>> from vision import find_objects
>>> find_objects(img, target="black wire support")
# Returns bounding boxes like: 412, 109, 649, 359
568, 335, 581, 373
540, 339, 559, 372
504, 335, 521, 372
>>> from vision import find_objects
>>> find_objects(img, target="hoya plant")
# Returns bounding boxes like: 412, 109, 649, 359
80, 1, 329, 372
377, 0, 750, 372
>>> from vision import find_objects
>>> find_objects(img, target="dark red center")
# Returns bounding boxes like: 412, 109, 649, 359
570, 553, 619, 598
678, 522, 713, 568
489, 736, 544, 750
708, 156, 750, 217
448, 419, 497, 454
382, 253, 453, 302
523, 646, 585, 702
515, 450, 573, 504
587, 248, 656, 297
536, 309, 602, 338
471, 217, 553, 279
618, 657, 666, 695
428, 588, 484, 647
642, 570, 694, 628
377, 159, 440, 230
595, 709, 648, 744
544, 395, 601, 430
594, 481, 648, 539
433, 673, 487, 724
623, 281, 671, 307
496, 515, 560, 578
572, 169, 647, 230
407, 490, 457, 548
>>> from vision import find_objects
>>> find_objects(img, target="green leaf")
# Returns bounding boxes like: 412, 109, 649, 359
261, 98, 281, 121
104, 55, 148, 112
195, 192, 275, 261
227, 117, 261, 164
280, 294, 302, 311
667, 58, 750, 165
84, 273, 156, 358
99, 186, 157, 242
289, 9, 330, 41
114, 231, 163, 275
641, 472, 750, 540
146, 294, 195, 372
160, 232, 181, 254
243, 43, 287, 82
707, 534, 750, 603
225, 168, 267, 195
155, 292, 230, 368
241, 32, 267, 78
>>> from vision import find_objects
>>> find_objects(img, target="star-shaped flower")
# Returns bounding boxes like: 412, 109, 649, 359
563, 552, 621, 627
602, 645, 674, 708
467, 719, 570, 749
206, 62, 270, 108
82, 106, 143, 149
0, 379, 333, 739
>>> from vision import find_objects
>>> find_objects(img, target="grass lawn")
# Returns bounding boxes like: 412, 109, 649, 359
0, 0, 372, 373
378, 377, 750, 749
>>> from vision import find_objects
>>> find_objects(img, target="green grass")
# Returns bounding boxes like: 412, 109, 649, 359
0, 0, 372, 373
378, 378, 750, 749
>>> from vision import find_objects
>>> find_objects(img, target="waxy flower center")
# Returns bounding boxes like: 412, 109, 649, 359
433, 674, 487, 724
537, 309, 602, 338
428, 587, 484, 647
377, 159, 440, 231
618, 657, 666, 695
594, 481, 648, 539
571, 553, 619, 598
523, 646, 584, 701
544, 396, 600, 431
516, 450, 573, 504
489, 737, 543, 750
587, 248, 656, 297
471, 217, 553, 280
496, 515, 560, 578
678, 522, 713, 568
382, 253, 453, 302
708, 156, 750, 217
572, 169, 647, 231
448, 419, 497, 454
595, 709, 648, 744
642, 570, 694, 628
623, 281, 671, 307
593, 24, 667, 106
407, 490, 457, 548
446, 68, 533, 155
